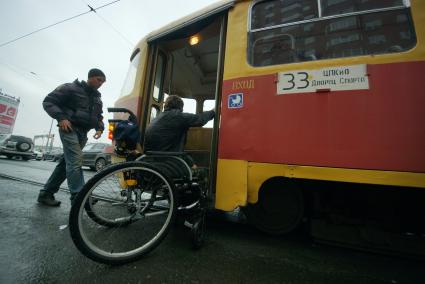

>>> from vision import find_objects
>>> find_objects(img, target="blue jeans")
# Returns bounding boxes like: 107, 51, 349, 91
42, 128, 88, 199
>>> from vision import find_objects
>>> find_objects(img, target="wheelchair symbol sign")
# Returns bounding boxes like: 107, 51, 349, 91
228, 93, 243, 109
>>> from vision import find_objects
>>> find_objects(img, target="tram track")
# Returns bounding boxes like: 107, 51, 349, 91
0, 172, 111, 203
0, 173, 70, 194
2, 171, 424, 260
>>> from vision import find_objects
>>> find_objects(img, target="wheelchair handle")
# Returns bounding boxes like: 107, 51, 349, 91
144, 151, 187, 156
107, 107, 137, 123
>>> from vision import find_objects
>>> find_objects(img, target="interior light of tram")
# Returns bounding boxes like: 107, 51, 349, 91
189, 35, 200, 45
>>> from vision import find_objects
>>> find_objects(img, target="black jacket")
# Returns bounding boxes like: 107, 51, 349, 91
144, 109, 215, 152
43, 79, 104, 131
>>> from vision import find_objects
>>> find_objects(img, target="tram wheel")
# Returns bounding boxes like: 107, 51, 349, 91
244, 178, 303, 235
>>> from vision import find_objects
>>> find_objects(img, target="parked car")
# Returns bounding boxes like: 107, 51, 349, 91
32, 150, 44, 160
0, 134, 34, 161
82, 143, 112, 171
43, 149, 63, 162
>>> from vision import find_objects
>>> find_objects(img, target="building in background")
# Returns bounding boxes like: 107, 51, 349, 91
0, 89, 20, 134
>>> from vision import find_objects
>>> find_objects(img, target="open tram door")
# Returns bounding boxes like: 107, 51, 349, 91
141, 4, 231, 203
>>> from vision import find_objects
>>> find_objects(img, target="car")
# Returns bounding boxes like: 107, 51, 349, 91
43, 149, 63, 162
0, 134, 34, 161
32, 150, 44, 160
82, 143, 112, 171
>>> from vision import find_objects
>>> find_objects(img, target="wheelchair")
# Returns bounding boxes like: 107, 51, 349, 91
68, 109, 209, 265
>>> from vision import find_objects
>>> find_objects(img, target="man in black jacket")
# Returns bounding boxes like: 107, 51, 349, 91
37, 68, 106, 206
144, 95, 215, 155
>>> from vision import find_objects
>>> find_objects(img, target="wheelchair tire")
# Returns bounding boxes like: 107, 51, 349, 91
69, 161, 177, 265
83, 195, 133, 228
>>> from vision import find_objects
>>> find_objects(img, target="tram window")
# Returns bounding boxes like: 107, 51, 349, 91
120, 51, 140, 97
251, 0, 317, 30
248, 0, 416, 67
152, 52, 166, 102
203, 99, 215, 111
162, 93, 169, 111
321, 0, 404, 17
150, 106, 159, 122
182, 98, 196, 114
203, 99, 215, 128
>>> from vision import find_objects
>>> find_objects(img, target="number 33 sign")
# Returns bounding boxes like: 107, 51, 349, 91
277, 65, 369, 95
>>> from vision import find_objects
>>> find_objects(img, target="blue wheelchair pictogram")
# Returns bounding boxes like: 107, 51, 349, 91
228, 93, 243, 109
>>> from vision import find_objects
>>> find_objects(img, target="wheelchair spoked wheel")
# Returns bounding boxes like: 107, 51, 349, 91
84, 188, 137, 228
69, 161, 177, 265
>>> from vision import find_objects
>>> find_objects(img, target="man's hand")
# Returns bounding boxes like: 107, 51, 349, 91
93, 131, 102, 139
59, 119, 73, 132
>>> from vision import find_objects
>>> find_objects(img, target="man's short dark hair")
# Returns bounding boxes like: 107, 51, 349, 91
88, 68, 106, 79
164, 95, 184, 111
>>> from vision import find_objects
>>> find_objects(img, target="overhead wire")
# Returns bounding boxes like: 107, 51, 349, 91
0, 0, 122, 48
0, 59, 57, 92
89, 8, 134, 47
80, 0, 134, 47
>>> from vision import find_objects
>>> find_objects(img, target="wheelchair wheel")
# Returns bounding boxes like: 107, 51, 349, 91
69, 161, 177, 265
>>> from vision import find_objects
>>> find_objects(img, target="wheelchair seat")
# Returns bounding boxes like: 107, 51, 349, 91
137, 151, 193, 182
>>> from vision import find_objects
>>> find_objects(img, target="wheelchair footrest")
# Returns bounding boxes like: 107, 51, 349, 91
184, 220, 196, 229
189, 209, 207, 249
178, 201, 200, 210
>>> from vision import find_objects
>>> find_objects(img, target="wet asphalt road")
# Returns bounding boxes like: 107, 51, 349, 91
0, 158, 424, 283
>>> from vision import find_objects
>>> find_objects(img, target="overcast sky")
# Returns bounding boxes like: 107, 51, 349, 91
0, 0, 217, 147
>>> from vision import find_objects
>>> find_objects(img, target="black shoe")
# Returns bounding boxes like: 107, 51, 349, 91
37, 191, 61, 207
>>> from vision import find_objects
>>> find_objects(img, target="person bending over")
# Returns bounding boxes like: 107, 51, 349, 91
37, 68, 106, 206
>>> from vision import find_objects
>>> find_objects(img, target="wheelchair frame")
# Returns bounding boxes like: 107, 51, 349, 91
68, 109, 209, 265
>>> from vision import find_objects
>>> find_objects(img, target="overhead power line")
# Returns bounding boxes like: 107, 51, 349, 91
0, 0, 121, 48
81, 0, 134, 46
92, 10, 134, 46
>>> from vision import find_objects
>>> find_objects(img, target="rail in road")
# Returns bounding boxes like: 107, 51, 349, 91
2, 177, 423, 283
1, 158, 424, 260
0, 158, 96, 194
0, 172, 69, 193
